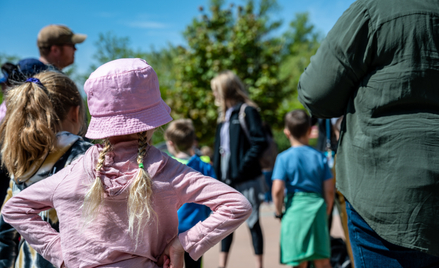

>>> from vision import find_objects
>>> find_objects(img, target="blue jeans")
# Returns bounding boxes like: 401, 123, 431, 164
345, 200, 439, 268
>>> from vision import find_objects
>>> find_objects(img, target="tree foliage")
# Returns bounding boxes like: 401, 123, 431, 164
169, 0, 287, 144
277, 13, 321, 120
92, 33, 144, 69
0, 53, 20, 66
85, 5, 322, 146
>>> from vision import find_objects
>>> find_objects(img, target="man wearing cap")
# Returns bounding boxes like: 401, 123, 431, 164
37, 24, 86, 70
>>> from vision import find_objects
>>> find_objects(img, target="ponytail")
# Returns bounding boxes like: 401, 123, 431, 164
0, 71, 84, 180
0, 79, 58, 179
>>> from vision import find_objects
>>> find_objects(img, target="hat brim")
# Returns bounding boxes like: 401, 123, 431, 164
85, 99, 172, 140
71, 34, 87, 44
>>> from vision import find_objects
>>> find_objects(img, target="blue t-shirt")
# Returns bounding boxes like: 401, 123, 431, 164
175, 155, 216, 233
272, 146, 333, 195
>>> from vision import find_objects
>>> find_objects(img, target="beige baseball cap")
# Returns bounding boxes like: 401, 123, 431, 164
37, 25, 87, 48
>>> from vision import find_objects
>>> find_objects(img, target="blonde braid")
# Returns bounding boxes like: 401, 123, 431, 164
127, 131, 156, 244
82, 139, 112, 225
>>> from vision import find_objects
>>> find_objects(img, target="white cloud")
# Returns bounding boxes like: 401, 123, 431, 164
126, 21, 167, 29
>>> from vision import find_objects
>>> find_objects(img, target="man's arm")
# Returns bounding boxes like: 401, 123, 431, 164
298, 1, 374, 118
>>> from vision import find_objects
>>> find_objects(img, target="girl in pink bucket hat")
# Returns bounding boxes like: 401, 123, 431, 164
2, 58, 251, 268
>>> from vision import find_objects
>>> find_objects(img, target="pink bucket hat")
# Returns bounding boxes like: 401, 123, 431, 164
84, 58, 172, 139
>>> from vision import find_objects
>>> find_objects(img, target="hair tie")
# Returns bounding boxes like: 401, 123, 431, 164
25, 78, 44, 87
139, 163, 144, 169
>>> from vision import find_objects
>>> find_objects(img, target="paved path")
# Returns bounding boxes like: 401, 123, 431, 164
201, 203, 345, 268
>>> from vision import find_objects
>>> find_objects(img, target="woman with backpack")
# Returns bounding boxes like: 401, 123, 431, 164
211, 70, 268, 268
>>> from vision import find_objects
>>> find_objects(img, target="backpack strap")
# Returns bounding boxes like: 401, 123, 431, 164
238, 103, 251, 141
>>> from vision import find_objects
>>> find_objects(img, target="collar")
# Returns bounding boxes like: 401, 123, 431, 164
14, 131, 80, 184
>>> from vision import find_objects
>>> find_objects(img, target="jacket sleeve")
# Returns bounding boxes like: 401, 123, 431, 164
1, 168, 71, 268
237, 106, 268, 178
298, 1, 374, 118
212, 124, 222, 180
174, 165, 252, 260
0, 180, 19, 268
0, 215, 19, 268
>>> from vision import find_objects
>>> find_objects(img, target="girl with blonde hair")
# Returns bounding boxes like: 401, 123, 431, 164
0, 71, 92, 268
211, 71, 268, 268
2, 59, 251, 268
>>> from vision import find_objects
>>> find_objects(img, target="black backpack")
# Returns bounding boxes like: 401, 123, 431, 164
238, 103, 278, 170
330, 237, 352, 268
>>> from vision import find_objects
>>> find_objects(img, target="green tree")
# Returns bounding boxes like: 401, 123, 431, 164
93, 33, 142, 68
170, 0, 287, 144
0, 53, 20, 66
86, 10, 322, 147
277, 12, 321, 120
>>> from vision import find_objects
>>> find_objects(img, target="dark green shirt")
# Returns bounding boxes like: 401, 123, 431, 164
298, 0, 439, 256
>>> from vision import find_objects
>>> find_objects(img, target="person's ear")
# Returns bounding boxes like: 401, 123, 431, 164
283, 128, 291, 138
50, 45, 61, 56
70, 106, 80, 123
62, 106, 81, 135
306, 126, 312, 137
166, 140, 176, 152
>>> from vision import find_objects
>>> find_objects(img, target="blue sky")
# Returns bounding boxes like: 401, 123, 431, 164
0, 0, 355, 74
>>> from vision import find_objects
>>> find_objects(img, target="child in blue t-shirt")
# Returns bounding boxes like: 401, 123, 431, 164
164, 119, 216, 268
272, 110, 334, 268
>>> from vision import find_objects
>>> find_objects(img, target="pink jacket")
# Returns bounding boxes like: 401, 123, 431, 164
2, 141, 251, 268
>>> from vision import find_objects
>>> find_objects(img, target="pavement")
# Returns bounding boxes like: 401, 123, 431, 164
201, 203, 345, 268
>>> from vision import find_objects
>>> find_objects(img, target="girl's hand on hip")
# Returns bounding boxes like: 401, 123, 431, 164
158, 236, 185, 268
